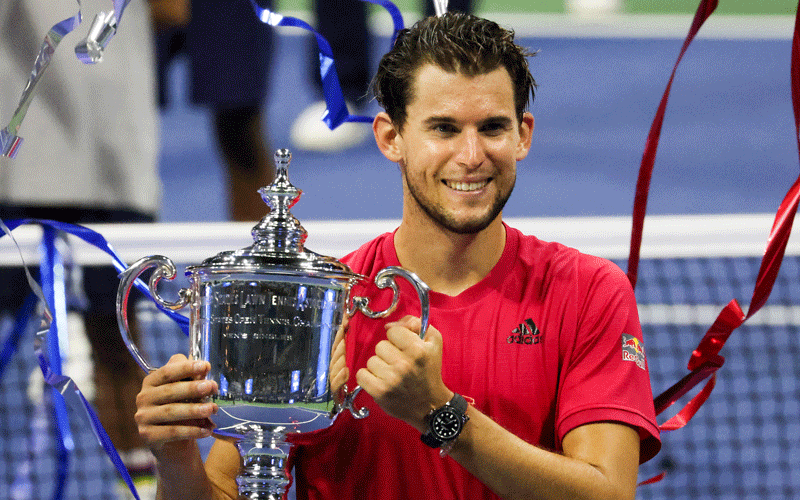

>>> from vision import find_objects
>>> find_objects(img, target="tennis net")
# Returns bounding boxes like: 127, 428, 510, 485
1, 214, 798, 499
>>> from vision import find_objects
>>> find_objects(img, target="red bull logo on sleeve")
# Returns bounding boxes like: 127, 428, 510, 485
621, 334, 646, 370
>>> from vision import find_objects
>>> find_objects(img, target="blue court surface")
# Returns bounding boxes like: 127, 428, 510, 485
158, 28, 798, 224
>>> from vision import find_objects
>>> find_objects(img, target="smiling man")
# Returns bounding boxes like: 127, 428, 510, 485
385, 64, 526, 236
134, 12, 660, 500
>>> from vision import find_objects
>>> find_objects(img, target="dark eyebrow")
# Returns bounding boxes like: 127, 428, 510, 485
422, 116, 457, 127
480, 116, 514, 128
421, 115, 515, 127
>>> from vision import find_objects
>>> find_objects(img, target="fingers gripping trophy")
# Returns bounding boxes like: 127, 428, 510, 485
116, 149, 431, 499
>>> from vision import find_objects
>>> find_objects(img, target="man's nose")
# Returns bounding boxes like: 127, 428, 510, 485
455, 129, 486, 168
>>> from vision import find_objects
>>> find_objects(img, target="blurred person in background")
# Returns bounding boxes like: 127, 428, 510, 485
152, 0, 276, 222
1, 0, 163, 497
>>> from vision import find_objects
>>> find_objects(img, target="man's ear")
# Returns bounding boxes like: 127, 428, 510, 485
373, 112, 403, 163
516, 113, 535, 161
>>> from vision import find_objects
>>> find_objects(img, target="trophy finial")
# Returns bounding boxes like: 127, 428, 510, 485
252, 149, 307, 252
272, 149, 292, 186
275, 148, 291, 167
259, 149, 301, 211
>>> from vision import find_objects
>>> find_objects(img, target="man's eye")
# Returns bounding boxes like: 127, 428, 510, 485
482, 123, 507, 135
433, 124, 457, 134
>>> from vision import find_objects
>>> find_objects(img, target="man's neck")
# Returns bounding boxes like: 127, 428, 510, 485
394, 216, 506, 296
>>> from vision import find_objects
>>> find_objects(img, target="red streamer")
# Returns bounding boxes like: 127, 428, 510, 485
627, 0, 800, 433
627, 0, 719, 289
631, 1, 800, 486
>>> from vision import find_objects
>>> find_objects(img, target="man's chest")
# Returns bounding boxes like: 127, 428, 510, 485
348, 291, 573, 447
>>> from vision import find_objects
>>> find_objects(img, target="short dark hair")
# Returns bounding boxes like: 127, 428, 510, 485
373, 12, 537, 129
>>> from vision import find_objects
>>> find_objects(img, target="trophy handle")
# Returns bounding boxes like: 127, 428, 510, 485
349, 266, 431, 339
116, 255, 192, 373
342, 266, 431, 419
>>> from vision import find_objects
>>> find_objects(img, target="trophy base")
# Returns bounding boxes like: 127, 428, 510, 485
235, 436, 293, 500
211, 400, 338, 499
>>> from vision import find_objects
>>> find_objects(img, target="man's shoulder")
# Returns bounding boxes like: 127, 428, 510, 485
341, 232, 394, 274
508, 225, 579, 264
508, 225, 625, 280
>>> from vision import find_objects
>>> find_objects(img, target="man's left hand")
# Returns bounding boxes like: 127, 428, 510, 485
356, 315, 453, 433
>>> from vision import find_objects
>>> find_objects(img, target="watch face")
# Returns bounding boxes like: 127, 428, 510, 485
431, 407, 462, 441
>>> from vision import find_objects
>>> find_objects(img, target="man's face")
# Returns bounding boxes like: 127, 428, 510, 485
390, 64, 533, 235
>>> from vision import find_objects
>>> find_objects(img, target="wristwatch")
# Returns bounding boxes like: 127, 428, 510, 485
420, 393, 469, 449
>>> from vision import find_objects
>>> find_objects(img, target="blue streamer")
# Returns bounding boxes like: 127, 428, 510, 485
248, 0, 404, 129
0, 218, 193, 500
0, 219, 141, 500
39, 227, 73, 500
0, 218, 190, 334
35, 327, 140, 500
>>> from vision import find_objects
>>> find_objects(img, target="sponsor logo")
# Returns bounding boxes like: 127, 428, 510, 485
507, 318, 542, 345
621, 333, 646, 370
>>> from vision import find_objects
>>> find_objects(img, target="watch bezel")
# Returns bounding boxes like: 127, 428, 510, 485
421, 393, 469, 449
429, 405, 464, 441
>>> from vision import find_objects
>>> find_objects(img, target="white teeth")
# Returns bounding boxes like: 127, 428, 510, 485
447, 180, 488, 192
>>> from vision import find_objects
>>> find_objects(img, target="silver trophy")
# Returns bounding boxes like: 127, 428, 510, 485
116, 149, 430, 499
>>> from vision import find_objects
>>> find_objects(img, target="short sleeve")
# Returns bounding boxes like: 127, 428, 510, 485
556, 260, 661, 463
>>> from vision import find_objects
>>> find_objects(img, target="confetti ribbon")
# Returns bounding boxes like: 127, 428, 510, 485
0, 218, 190, 500
249, 0, 404, 129
627, 0, 800, 485
1, 0, 134, 158
0, 4, 82, 158
0, 218, 191, 336
74, 0, 133, 64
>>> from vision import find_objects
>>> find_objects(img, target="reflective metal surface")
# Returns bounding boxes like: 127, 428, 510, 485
200, 275, 348, 434
117, 149, 430, 499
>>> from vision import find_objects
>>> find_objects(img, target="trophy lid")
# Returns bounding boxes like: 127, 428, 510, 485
187, 149, 362, 282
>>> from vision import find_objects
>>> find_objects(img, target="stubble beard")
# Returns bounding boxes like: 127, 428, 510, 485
404, 176, 515, 235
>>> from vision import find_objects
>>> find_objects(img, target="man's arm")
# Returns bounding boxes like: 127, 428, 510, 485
135, 354, 239, 500
447, 412, 639, 500
356, 316, 641, 500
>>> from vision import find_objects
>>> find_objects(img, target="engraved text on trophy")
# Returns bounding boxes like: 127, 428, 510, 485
198, 279, 345, 406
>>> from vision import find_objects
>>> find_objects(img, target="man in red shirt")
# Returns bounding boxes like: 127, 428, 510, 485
134, 12, 660, 500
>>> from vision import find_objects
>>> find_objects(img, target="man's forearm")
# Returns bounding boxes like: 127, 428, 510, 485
153, 441, 216, 500
447, 407, 640, 500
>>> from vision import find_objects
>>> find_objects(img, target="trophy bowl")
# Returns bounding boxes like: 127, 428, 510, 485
116, 150, 429, 499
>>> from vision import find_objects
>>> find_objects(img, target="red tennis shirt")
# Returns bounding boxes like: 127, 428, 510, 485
286, 224, 660, 500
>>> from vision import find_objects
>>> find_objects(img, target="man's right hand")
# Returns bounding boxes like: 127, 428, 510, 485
135, 354, 218, 454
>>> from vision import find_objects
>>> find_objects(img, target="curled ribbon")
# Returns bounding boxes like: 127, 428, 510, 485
628, 0, 800, 485
249, 0, 404, 129
0, 4, 82, 158
0, 219, 190, 335
0, 218, 190, 500
74, 0, 133, 64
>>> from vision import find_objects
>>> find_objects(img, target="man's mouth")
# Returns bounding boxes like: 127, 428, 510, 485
445, 180, 489, 192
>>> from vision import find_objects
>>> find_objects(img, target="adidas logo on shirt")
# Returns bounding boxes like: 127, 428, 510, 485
507, 318, 542, 345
